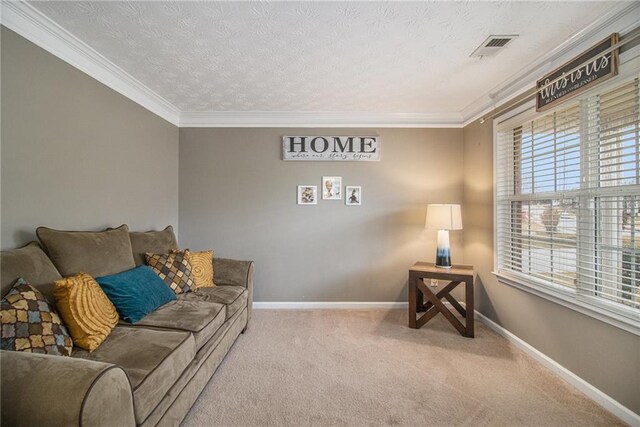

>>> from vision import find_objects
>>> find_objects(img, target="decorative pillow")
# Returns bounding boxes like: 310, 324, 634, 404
36, 225, 136, 278
145, 251, 194, 295
1, 278, 73, 356
95, 266, 176, 324
129, 226, 178, 266
185, 250, 215, 288
53, 273, 119, 351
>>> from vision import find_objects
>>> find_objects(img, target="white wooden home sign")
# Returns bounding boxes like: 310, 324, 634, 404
282, 136, 380, 161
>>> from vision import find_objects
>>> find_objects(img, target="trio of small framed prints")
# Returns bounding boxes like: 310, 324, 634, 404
297, 176, 361, 206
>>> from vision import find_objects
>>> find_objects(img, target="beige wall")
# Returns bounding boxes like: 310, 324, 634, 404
1, 27, 179, 248
179, 128, 463, 302
462, 119, 640, 414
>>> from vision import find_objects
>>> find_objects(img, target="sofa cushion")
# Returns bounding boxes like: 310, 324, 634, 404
145, 251, 194, 295
37, 225, 136, 277
131, 300, 225, 350
72, 325, 195, 425
96, 266, 176, 324
129, 226, 178, 266
0, 242, 62, 301
1, 278, 73, 356
178, 286, 247, 320
53, 273, 119, 351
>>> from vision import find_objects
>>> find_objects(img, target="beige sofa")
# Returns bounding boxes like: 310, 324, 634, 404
0, 226, 254, 426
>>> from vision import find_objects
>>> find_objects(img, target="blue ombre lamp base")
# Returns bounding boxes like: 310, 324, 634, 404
425, 204, 462, 268
435, 229, 452, 268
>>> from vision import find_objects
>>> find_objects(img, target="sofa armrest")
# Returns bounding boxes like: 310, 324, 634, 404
1, 350, 135, 427
214, 258, 254, 322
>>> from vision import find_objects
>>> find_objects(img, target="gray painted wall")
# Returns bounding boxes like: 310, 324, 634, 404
179, 128, 463, 302
462, 119, 640, 414
1, 27, 179, 249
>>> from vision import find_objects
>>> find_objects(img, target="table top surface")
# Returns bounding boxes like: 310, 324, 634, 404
409, 262, 474, 277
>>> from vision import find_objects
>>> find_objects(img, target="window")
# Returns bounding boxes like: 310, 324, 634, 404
496, 76, 640, 330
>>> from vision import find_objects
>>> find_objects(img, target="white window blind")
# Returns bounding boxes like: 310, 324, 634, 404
496, 76, 640, 324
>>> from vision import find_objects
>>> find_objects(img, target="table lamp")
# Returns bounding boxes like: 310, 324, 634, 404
425, 204, 462, 268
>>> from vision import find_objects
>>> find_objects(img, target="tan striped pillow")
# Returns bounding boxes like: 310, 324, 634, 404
185, 250, 215, 288
53, 273, 118, 352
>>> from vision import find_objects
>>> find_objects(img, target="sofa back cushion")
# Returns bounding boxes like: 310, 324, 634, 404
129, 226, 178, 266
37, 225, 136, 278
0, 242, 62, 301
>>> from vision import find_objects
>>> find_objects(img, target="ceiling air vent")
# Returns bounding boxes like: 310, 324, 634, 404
470, 35, 518, 58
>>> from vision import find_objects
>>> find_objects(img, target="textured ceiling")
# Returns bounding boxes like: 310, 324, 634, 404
30, 1, 618, 114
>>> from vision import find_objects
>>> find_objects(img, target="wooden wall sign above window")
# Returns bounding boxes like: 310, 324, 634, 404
536, 33, 619, 112
282, 136, 380, 161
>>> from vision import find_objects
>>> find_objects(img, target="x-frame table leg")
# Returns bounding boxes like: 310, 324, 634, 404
420, 280, 460, 312
417, 279, 466, 336
409, 276, 474, 337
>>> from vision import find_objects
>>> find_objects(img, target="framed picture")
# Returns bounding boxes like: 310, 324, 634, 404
322, 176, 342, 200
345, 186, 362, 206
297, 185, 317, 205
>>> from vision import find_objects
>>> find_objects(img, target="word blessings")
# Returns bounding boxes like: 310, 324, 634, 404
283, 136, 381, 161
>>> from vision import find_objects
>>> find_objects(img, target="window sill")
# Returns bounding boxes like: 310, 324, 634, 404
493, 271, 640, 336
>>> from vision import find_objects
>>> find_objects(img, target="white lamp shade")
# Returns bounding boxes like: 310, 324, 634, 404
425, 204, 463, 230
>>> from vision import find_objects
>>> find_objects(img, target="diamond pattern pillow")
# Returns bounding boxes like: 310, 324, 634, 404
1, 278, 73, 356
145, 251, 194, 295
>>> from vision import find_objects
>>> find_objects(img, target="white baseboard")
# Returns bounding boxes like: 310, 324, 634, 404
475, 311, 639, 427
253, 301, 408, 309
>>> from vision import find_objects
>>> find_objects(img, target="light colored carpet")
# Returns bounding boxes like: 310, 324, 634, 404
182, 309, 622, 427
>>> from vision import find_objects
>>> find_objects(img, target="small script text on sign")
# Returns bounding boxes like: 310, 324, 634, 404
282, 136, 380, 161
536, 34, 618, 112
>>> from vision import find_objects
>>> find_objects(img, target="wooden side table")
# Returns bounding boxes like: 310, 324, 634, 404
408, 262, 474, 338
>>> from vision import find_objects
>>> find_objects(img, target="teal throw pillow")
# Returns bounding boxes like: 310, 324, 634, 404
96, 266, 175, 324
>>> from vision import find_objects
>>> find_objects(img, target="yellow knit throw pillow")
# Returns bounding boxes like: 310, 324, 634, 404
185, 250, 215, 288
53, 273, 119, 351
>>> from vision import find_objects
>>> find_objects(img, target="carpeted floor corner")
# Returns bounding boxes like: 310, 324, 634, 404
182, 309, 623, 426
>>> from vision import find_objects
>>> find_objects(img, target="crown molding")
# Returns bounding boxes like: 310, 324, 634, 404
0, 0, 181, 126
0, 0, 462, 129
461, 1, 640, 126
179, 111, 464, 128
1, 1, 637, 129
